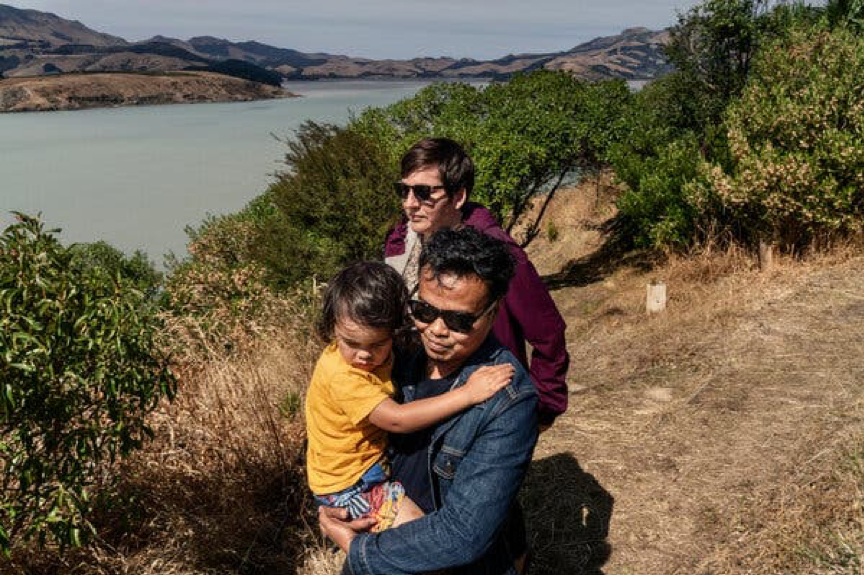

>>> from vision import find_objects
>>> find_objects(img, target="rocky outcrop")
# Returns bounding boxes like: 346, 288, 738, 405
0, 71, 293, 113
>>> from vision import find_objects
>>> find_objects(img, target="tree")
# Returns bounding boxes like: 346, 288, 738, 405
0, 214, 175, 553
258, 122, 401, 287
665, 0, 773, 128
353, 71, 631, 246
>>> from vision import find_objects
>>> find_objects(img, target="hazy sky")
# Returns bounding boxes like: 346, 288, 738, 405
5, 0, 702, 59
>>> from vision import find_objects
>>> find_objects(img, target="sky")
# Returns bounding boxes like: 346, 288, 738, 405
4, 0, 702, 60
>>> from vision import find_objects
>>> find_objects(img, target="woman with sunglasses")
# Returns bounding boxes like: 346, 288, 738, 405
384, 137, 570, 429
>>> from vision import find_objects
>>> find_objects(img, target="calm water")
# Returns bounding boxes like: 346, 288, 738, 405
0, 80, 436, 264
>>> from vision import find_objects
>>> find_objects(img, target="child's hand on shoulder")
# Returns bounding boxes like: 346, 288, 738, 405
463, 364, 515, 404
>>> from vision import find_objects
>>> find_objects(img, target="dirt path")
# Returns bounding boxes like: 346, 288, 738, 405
524, 250, 864, 574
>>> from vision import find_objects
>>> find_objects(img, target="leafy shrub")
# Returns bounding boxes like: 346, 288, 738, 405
0, 214, 175, 553
256, 121, 400, 288
614, 133, 706, 248
609, 0, 816, 250
68, 241, 162, 298
693, 27, 864, 246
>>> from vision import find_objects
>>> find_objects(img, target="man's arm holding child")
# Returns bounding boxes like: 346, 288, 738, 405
322, 375, 538, 575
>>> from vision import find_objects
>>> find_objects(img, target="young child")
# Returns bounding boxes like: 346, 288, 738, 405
305, 261, 513, 531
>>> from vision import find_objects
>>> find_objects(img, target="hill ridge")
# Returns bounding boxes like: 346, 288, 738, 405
0, 3, 671, 81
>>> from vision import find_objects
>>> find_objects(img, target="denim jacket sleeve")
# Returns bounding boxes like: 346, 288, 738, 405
345, 376, 539, 575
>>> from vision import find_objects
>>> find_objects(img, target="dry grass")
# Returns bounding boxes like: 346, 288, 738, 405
297, 545, 345, 575
524, 186, 864, 574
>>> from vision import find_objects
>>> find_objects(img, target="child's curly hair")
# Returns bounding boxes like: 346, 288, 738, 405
317, 261, 410, 344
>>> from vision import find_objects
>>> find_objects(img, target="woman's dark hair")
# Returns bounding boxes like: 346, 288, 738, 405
419, 227, 516, 303
400, 138, 475, 197
317, 261, 410, 342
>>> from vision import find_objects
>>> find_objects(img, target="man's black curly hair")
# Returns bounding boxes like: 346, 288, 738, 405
419, 227, 516, 303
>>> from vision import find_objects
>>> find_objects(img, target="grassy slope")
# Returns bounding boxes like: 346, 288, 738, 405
520, 180, 864, 575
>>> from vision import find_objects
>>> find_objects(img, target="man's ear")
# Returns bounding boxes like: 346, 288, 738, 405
453, 187, 467, 210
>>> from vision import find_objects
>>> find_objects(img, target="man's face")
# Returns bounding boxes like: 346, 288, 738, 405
400, 165, 466, 237
414, 267, 497, 378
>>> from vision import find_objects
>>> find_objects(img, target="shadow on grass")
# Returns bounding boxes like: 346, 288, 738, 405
522, 453, 614, 575
542, 220, 660, 291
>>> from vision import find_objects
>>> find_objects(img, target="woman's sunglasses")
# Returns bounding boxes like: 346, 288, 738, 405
408, 299, 497, 334
393, 182, 448, 202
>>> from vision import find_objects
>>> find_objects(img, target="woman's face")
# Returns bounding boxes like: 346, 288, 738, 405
400, 165, 466, 237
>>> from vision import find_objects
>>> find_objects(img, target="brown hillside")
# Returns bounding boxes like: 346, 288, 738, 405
521, 184, 864, 575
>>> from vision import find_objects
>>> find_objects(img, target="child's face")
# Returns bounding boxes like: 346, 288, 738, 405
334, 316, 393, 372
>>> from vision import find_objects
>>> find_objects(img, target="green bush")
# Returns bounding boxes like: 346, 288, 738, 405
0, 214, 175, 553
68, 241, 162, 298
614, 133, 706, 248
693, 27, 864, 246
609, 0, 819, 250
255, 122, 400, 288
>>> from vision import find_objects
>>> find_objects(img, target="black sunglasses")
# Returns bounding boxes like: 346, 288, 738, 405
393, 182, 448, 202
408, 298, 497, 334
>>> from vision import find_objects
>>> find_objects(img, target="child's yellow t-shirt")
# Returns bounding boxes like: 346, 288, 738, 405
305, 343, 395, 495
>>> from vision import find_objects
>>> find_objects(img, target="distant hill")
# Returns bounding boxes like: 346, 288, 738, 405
0, 4, 125, 49
0, 4, 672, 81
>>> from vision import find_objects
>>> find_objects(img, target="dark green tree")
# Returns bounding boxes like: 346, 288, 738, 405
258, 122, 401, 287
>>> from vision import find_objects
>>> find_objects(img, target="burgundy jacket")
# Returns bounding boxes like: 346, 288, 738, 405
384, 202, 570, 424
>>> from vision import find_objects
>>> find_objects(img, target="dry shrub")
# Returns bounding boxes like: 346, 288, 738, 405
5, 305, 322, 575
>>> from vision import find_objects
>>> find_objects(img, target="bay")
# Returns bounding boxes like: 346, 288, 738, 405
0, 80, 437, 264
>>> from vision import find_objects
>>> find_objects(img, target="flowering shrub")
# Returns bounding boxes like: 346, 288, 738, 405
692, 27, 864, 246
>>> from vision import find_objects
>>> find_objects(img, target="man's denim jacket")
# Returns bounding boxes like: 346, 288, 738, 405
344, 338, 539, 575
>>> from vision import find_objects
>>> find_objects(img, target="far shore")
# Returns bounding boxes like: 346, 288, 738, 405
0, 71, 296, 113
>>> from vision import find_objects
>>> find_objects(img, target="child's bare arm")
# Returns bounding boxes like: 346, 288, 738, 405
368, 364, 514, 433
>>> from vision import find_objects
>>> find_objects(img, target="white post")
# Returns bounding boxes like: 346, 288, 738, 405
646, 280, 667, 314
759, 240, 774, 272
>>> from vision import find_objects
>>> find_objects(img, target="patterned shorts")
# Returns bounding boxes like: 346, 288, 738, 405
315, 461, 406, 532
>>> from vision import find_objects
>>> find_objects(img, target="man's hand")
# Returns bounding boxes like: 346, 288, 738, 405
318, 506, 377, 552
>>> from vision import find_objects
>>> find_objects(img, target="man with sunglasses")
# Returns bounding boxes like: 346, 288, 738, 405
385, 138, 569, 429
321, 227, 538, 575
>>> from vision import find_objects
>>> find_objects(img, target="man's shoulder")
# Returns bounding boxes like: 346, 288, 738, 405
463, 340, 538, 401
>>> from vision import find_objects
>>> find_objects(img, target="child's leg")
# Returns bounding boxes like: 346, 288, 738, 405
391, 494, 424, 527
